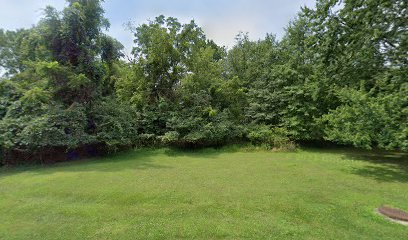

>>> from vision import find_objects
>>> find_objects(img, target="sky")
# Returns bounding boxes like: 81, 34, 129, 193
0, 0, 316, 55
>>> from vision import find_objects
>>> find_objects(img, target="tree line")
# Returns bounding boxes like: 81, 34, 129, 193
0, 0, 406, 164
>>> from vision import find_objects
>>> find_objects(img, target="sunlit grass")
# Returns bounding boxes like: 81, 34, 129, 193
1, 147, 407, 239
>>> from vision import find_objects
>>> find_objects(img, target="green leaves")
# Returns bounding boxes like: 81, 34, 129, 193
68, 73, 91, 89
0, 105, 94, 151
20, 87, 51, 115
247, 125, 293, 150
323, 88, 408, 151
129, 16, 219, 103
1, 0, 407, 165
91, 97, 138, 150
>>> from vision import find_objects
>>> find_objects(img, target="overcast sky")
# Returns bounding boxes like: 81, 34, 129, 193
0, 0, 315, 54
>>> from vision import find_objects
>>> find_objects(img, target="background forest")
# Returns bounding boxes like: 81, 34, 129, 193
0, 0, 406, 164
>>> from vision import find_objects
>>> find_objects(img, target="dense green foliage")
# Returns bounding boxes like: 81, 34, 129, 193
0, 0, 407, 163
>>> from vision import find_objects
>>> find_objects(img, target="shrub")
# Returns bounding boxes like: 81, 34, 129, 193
164, 110, 245, 148
136, 134, 161, 147
161, 131, 180, 145
92, 98, 139, 151
247, 125, 295, 150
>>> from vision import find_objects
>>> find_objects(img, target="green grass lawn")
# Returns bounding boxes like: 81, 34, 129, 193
1, 147, 408, 239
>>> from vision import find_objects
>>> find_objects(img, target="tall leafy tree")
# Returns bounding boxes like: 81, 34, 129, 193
0, 0, 126, 163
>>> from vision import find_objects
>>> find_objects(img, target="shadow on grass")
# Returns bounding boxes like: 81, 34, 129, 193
349, 164, 408, 183
343, 150, 408, 183
0, 146, 237, 178
0, 148, 170, 178
305, 146, 408, 183
163, 145, 239, 158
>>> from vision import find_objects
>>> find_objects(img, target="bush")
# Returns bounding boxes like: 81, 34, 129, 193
247, 125, 296, 150
161, 131, 180, 144
136, 134, 161, 147
322, 88, 408, 151
164, 110, 245, 148
92, 98, 138, 151
0, 105, 94, 152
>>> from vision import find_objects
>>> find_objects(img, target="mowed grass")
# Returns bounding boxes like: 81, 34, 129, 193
1, 147, 408, 239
